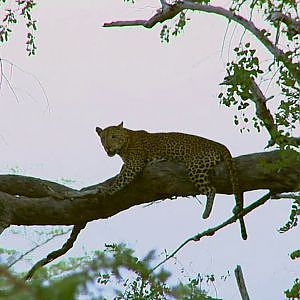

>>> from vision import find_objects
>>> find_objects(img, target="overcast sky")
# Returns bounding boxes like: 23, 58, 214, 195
0, 1, 298, 299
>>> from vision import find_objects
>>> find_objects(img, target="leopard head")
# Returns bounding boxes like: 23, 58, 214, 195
96, 122, 128, 157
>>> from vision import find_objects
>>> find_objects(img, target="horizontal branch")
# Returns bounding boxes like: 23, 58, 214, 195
0, 150, 298, 229
103, 1, 300, 85
103, 2, 182, 29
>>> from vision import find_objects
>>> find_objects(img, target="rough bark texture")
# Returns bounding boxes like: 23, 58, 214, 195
0, 150, 299, 228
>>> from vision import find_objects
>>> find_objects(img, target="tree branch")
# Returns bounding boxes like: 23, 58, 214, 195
247, 77, 300, 147
24, 223, 86, 280
151, 191, 272, 272
269, 11, 300, 37
103, 1, 300, 85
0, 150, 298, 275
0, 150, 298, 229
8, 228, 72, 269
235, 265, 250, 300
103, 1, 182, 29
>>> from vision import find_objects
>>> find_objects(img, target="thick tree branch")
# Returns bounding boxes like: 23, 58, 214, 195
103, 1, 300, 85
0, 150, 298, 228
247, 77, 300, 147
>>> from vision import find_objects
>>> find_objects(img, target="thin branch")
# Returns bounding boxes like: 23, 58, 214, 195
220, 19, 230, 59
227, 22, 238, 62
151, 192, 272, 273
180, 2, 300, 85
25, 223, 86, 280
0, 58, 50, 112
0, 58, 3, 92
1, 71, 19, 103
235, 265, 250, 300
103, 1, 300, 85
8, 228, 72, 268
271, 192, 300, 200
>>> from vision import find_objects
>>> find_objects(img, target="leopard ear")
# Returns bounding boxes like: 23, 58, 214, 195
95, 127, 103, 135
117, 121, 124, 128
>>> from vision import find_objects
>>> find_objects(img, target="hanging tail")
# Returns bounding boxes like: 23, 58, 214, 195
223, 149, 248, 240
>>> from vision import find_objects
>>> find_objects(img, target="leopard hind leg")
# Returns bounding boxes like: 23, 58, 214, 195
187, 163, 216, 219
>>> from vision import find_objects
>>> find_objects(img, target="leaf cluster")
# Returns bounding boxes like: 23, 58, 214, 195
219, 43, 264, 133
278, 197, 299, 233
0, 0, 37, 55
0, 243, 219, 300
160, 11, 190, 43
285, 278, 300, 299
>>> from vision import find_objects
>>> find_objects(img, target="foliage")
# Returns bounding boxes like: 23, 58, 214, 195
160, 11, 190, 43
286, 248, 300, 298
279, 196, 299, 233
285, 279, 300, 299
218, 43, 264, 134
0, 243, 219, 300
0, 0, 37, 55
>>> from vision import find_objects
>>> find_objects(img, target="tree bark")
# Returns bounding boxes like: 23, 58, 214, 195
0, 150, 299, 229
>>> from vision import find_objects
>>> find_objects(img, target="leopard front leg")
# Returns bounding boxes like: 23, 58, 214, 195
106, 159, 145, 195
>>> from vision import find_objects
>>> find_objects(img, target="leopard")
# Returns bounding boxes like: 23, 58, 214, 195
96, 122, 247, 240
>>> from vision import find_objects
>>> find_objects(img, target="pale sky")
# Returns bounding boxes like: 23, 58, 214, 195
0, 1, 298, 299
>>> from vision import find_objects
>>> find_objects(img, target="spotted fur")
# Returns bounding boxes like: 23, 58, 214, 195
96, 122, 247, 240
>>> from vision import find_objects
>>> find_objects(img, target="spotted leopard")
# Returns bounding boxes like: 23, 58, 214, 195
96, 122, 247, 240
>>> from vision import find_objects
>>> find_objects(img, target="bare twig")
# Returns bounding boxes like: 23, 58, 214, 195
151, 192, 272, 272
1, 71, 20, 103
235, 265, 250, 300
0, 58, 50, 111
0, 58, 3, 92
25, 223, 86, 280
